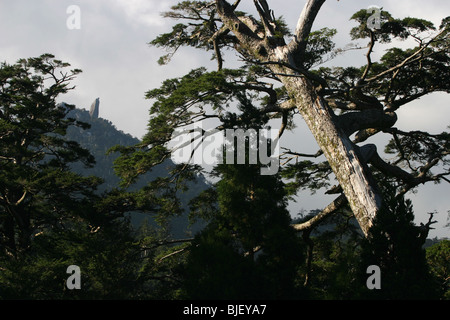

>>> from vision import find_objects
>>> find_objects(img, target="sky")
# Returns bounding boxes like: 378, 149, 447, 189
1, 0, 449, 237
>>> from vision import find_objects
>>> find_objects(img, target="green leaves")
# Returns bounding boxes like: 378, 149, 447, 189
350, 8, 437, 43
115, 67, 263, 187
0, 55, 174, 299
303, 27, 337, 69
426, 240, 450, 298
150, 1, 221, 65
0, 55, 103, 257
146, 67, 237, 116
384, 129, 450, 169
367, 45, 450, 108
402, 17, 436, 33
184, 158, 304, 299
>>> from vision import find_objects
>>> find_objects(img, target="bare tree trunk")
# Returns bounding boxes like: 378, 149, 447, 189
279, 73, 382, 236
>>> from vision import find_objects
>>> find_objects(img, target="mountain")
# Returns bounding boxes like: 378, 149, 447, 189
64, 107, 208, 238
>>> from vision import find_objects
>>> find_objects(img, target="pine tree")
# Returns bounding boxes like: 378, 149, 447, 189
182, 96, 304, 299
0, 55, 147, 299
0, 54, 94, 257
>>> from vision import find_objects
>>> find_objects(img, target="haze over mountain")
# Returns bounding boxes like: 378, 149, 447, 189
64, 104, 208, 238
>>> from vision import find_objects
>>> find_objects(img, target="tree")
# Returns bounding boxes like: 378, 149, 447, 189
426, 240, 450, 299
180, 95, 304, 299
115, 1, 449, 237
357, 181, 441, 299
0, 54, 96, 256
289, 203, 363, 299
0, 54, 155, 299
0, 215, 144, 299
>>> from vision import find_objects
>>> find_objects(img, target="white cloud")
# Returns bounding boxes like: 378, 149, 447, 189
112, 0, 174, 28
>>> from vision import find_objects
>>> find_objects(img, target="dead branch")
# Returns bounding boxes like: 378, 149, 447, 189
292, 194, 347, 232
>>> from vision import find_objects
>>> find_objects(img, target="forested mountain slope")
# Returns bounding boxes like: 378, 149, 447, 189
65, 107, 208, 237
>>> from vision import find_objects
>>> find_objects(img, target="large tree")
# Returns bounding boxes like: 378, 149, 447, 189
0, 54, 96, 255
183, 103, 304, 298
115, 1, 449, 237
0, 54, 158, 298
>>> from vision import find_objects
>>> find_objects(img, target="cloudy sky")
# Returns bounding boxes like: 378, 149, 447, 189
1, 0, 449, 237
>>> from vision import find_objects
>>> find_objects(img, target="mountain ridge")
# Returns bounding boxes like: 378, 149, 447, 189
64, 107, 208, 238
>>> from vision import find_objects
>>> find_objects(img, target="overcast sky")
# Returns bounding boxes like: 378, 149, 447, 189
1, 0, 449, 237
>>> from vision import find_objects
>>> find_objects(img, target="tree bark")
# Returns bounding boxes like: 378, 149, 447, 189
278, 71, 382, 236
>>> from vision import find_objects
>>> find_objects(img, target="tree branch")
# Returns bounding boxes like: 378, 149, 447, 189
281, 147, 323, 158
292, 194, 347, 232
15, 191, 28, 206
216, 0, 265, 57
287, 0, 326, 62
256, 59, 328, 87
253, 0, 276, 37
417, 212, 438, 243
361, 30, 376, 81
157, 247, 189, 263
366, 28, 449, 83
141, 238, 195, 252
367, 147, 444, 197
338, 109, 397, 137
